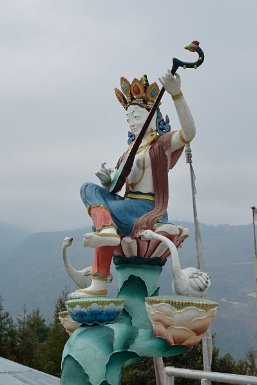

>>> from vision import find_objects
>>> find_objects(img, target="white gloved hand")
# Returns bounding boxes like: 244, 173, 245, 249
95, 162, 113, 185
159, 70, 181, 96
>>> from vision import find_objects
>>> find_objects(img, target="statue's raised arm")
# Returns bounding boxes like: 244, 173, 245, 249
158, 71, 196, 151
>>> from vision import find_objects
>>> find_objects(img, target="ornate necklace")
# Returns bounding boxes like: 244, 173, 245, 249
127, 131, 158, 154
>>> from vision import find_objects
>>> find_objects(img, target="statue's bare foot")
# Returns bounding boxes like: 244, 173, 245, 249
83, 232, 120, 248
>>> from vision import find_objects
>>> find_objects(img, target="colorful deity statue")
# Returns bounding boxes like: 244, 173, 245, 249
60, 43, 219, 385
70, 70, 196, 297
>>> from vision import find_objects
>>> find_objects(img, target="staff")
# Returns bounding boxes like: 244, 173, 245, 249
110, 41, 205, 194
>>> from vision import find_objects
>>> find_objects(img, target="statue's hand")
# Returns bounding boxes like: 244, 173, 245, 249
95, 162, 113, 185
159, 70, 181, 96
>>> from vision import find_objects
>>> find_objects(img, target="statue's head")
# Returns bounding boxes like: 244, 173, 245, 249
115, 75, 171, 144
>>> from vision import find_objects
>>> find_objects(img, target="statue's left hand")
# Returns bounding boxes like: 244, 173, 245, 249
159, 70, 181, 96
95, 162, 113, 185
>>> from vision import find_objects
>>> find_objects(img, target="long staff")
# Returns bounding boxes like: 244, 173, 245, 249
110, 41, 204, 194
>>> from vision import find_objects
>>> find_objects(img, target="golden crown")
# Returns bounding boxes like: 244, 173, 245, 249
114, 75, 160, 111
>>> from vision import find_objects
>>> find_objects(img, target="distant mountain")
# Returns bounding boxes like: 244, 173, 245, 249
0, 222, 256, 359
0, 222, 29, 255
0, 226, 93, 319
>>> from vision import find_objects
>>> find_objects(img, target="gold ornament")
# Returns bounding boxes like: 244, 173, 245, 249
115, 74, 160, 111
172, 92, 184, 101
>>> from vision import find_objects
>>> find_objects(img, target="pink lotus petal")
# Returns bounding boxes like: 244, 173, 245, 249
207, 308, 217, 317
145, 239, 161, 258
175, 234, 189, 247
151, 242, 169, 258
183, 334, 203, 348
171, 307, 207, 325
166, 326, 195, 345
136, 238, 149, 257
188, 315, 214, 335
153, 322, 175, 345
156, 224, 179, 236
149, 312, 175, 328
161, 249, 171, 259
152, 321, 171, 342
146, 303, 175, 317
60, 316, 79, 333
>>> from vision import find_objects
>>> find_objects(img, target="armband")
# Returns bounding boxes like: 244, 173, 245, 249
178, 129, 190, 144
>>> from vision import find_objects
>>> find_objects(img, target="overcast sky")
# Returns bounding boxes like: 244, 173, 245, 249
1, 0, 256, 232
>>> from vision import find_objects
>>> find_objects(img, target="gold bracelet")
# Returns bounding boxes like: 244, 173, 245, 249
178, 129, 190, 144
172, 91, 183, 101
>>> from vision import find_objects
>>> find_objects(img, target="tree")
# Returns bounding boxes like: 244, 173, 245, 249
15, 307, 38, 366
0, 296, 17, 360
15, 306, 49, 367
26, 308, 49, 343
244, 350, 257, 376
33, 291, 69, 376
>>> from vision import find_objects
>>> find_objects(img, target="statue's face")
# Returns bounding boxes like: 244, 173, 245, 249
126, 105, 156, 138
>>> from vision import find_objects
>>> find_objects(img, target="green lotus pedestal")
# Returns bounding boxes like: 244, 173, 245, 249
61, 256, 217, 385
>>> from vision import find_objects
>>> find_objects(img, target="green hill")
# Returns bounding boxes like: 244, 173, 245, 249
0, 222, 256, 358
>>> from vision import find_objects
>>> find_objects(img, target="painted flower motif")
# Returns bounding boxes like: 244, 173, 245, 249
65, 300, 124, 325
145, 303, 217, 348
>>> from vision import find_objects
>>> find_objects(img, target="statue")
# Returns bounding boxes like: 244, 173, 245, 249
71, 70, 196, 297
60, 42, 218, 385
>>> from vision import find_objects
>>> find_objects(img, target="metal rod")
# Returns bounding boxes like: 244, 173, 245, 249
251, 206, 257, 257
185, 143, 211, 385
185, 144, 205, 270
251, 206, 257, 303
164, 367, 257, 385
153, 357, 165, 385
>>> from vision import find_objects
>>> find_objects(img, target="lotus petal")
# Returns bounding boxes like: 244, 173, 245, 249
121, 237, 137, 257
149, 312, 175, 328
171, 306, 208, 325
151, 242, 169, 258
145, 303, 175, 317
136, 238, 149, 257
144, 239, 159, 258
152, 321, 173, 343
206, 308, 217, 317
156, 224, 179, 236
59, 313, 79, 333
166, 326, 195, 345
188, 314, 214, 335
183, 333, 204, 348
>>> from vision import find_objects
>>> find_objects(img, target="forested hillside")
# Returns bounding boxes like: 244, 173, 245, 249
0, 221, 256, 358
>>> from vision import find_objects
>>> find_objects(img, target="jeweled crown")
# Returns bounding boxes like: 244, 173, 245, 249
114, 75, 160, 111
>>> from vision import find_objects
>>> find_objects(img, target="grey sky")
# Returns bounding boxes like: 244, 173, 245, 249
1, 0, 256, 232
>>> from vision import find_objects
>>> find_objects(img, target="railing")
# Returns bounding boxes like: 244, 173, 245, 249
164, 367, 257, 385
